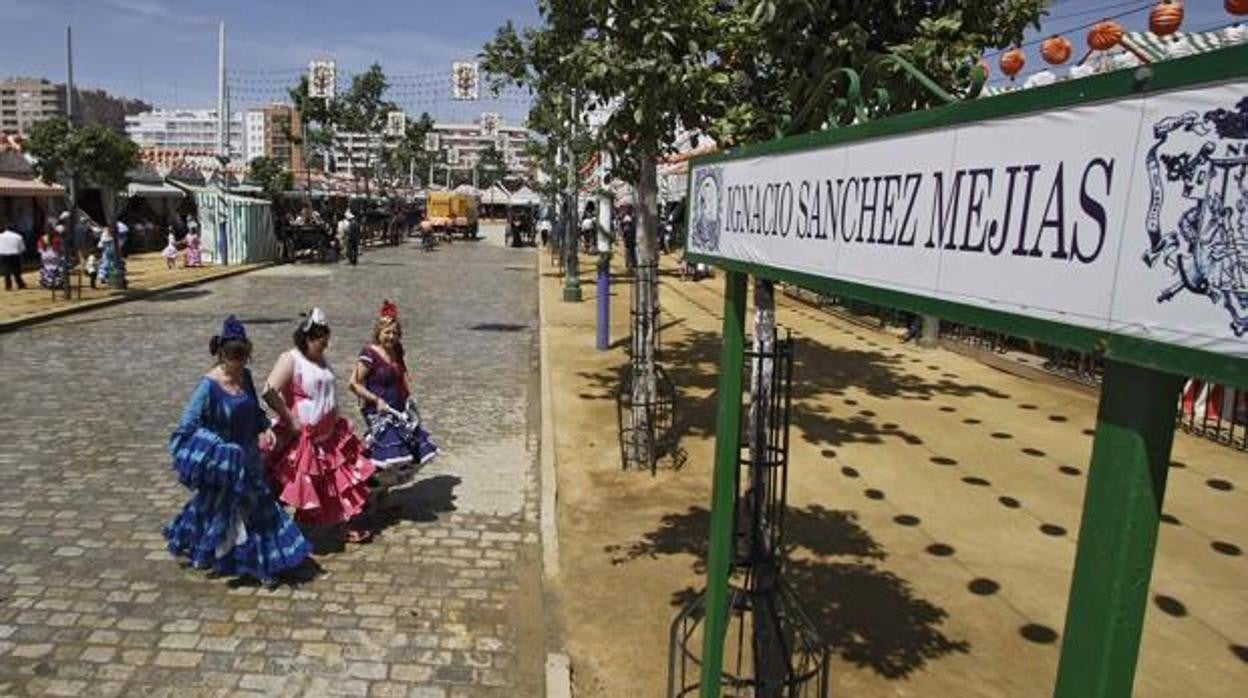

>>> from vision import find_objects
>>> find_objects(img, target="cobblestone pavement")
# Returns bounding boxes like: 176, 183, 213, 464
0, 225, 548, 696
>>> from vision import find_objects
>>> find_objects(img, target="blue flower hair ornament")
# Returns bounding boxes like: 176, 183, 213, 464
221, 315, 247, 341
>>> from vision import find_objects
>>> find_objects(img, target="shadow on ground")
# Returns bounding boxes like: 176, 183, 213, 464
306, 473, 461, 554
607, 504, 968, 679
578, 323, 1010, 451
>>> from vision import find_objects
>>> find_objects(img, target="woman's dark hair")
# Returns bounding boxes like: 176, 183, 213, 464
209, 336, 252, 363
293, 323, 331, 353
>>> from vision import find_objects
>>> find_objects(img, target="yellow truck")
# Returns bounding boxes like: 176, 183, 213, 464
421, 191, 479, 240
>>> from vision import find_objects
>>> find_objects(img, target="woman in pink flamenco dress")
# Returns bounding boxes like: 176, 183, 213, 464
261, 307, 376, 543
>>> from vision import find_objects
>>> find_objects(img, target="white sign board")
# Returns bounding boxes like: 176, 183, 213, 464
688, 81, 1248, 358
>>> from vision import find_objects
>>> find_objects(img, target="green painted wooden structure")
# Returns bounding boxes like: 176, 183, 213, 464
684, 45, 1248, 698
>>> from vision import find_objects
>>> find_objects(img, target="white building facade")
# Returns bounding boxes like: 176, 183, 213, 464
431, 116, 530, 176
124, 109, 246, 160
244, 110, 266, 163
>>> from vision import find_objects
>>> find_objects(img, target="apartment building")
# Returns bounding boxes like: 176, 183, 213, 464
0, 77, 66, 136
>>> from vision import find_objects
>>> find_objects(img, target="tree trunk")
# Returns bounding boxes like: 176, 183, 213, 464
628, 157, 660, 467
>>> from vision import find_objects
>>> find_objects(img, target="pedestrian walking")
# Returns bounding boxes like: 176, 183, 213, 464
261, 308, 377, 543
163, 315, 311, 585
349, 300, 440, 475
37, 224, 64, 290
96, 226, 118, 286
161, 232, 179, 269
184, 220, 203, 268
115, 219, 130, 258
620, 206, 637, 271
339, 210, 360, 265
0, 221, 28, 291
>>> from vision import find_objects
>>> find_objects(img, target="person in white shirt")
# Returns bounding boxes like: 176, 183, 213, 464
0, 221, 28, 290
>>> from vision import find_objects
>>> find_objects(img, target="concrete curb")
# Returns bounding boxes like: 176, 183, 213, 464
537, 254, 573, 698
538, 268, 562, 580
0, 262, 275, 333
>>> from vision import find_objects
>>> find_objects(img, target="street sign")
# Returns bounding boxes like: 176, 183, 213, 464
687, 52, 1248, 386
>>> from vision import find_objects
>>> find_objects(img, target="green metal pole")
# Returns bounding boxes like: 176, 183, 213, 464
698, 270, 748, 697
1054, 360, 1184, 698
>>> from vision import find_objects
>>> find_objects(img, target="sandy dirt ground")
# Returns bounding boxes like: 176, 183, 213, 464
540, 250, 1247, 697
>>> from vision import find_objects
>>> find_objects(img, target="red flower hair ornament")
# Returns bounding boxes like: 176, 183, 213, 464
379, 299, 399, 320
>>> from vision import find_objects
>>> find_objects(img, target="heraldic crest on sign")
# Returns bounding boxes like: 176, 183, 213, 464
1144, 96, 1248, 337
692, 166, 723, 253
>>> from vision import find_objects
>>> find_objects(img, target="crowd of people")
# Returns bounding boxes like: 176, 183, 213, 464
164, 300, 439, 585
0, 211, 206, 292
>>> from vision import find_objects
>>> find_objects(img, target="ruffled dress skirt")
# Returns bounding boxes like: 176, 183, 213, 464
163, 431, 310, 581
364, 411, 439, 470
39, 256, 63, 289
266, 416, 376, 525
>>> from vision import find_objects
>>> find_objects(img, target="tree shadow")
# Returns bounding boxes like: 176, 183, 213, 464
610, 504, 968, 679
579, 324, 1008, 452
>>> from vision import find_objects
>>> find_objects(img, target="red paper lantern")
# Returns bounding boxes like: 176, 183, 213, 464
1041, 35, 1073, 65
1088, 20, 1125, 51
1150, 1, 1184, 36
999, 49, 1025, 80
1226, 0, 1248, 17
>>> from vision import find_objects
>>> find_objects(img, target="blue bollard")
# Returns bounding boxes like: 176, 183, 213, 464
596, 264, 610, 351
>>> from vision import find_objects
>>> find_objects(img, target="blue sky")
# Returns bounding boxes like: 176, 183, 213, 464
0, 0, 541, 122
0, 1, 1238, 118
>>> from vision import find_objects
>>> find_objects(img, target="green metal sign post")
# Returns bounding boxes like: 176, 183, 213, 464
697, 270, 748, 696
1054, 361, 1184, 697
683, 45, 1248, 698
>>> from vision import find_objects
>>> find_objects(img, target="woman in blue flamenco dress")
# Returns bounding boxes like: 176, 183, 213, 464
349, 300, 440, 476
164, 315, 310, 584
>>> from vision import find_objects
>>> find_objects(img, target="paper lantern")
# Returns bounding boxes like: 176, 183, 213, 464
1150, 1, 1184, 36
999, 49, 1025, 80
1088, 20, 1125, 51
1041, 35, 1073, 65
1226, 0, 1248, 17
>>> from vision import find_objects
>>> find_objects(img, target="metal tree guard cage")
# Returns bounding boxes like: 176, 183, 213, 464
618, 261, 679, 473
668, 333, 830, 697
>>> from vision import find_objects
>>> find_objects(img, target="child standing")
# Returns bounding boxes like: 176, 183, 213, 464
162, 232, 179, 269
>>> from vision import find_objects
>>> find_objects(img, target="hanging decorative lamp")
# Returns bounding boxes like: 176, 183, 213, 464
999, 48, 1025, 80
1041, 35, 1073, 65
1150, 1, 1184, 36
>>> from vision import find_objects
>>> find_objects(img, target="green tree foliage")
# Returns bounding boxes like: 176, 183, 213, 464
474, 144, 508, 189
383, 112, 435, 185
75, 88, 152, 136
711, 0, 1049, 143
26, 116, 138, 192
247, 156, 293, 197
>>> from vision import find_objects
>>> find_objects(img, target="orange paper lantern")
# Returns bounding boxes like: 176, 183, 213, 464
1150, 1, 1184, 36
1088, 20, 1125, 51
999, 49, 1025, 80
1041, 35, 1073, 65
1227, 0, 1248, 17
